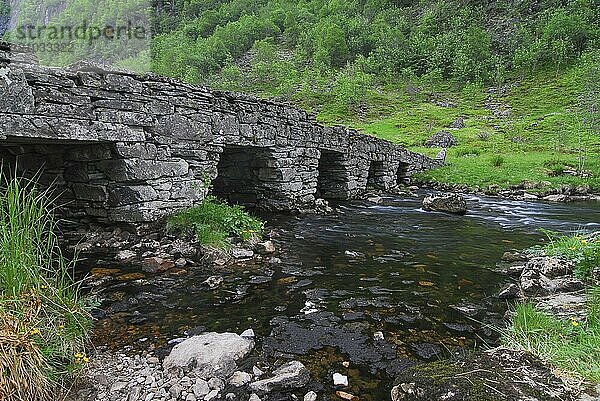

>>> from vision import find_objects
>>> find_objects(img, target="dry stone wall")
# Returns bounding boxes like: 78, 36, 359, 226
0, 43, 441, 223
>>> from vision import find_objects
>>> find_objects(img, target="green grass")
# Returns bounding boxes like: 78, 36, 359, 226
543, 231, 600, 280
167, 196, 264, 249
321, 62, 600, 192
502, 289, 600, 383
0, 175, 91, 401
503, 232, 600, 382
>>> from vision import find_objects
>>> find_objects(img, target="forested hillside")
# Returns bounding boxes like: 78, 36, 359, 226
151, 0, 597, 96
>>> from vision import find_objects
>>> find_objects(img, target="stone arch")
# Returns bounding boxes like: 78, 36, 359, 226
0, 139, 114, 222
366, 160, 387, 190
397, 161, 411, 186
213, 145, 294, 210
316, 149, 350, 200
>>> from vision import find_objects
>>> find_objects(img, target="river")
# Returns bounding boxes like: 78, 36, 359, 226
83, 192, 600, 399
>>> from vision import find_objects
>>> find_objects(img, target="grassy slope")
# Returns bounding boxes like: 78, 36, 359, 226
318, 64, 600, 191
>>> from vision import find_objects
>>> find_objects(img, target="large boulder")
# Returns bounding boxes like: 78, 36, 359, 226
422, 193, 467, 215
525, 256, 573, 279
163, 332, 254, 378
424, 130, 457, 148
249, 361, 310, 394
519, 257, 581, 296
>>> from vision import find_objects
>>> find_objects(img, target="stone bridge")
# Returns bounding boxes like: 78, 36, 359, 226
0, 43, 441, 224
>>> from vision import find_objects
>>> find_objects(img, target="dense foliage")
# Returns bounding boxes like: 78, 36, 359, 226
4, 0, 600, 191
167, 196, 263, 249
151, 0, 599, 93
0, 177, 91, 401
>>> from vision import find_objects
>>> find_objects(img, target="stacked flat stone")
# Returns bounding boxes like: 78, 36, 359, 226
0, 42, 441, 224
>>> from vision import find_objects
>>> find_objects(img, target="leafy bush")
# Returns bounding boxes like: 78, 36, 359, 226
543, 159, 569, 176
332, 66, 373, 113
0, 176, 91, 401
490, 155, 505, 167
542, 231, 600, 279
167, 196, 263, 249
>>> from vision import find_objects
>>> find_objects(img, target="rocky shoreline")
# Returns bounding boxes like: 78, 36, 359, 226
419, 181, 600, 203
70, 332, 318, 401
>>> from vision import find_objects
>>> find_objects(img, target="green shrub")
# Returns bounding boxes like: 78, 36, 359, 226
543, 158, 573, 176
0, 176, 91, 401
490, 155, 505, 167
167, 196, 264, 249
456, 147, 481, 157
542, 231, 600, 280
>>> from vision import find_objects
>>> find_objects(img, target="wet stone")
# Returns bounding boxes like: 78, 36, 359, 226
249, 276, 272, 284
443, 323, 474, 333
411, 343, 443, 360
342, 312, 365, 321
249, 361, 310, 394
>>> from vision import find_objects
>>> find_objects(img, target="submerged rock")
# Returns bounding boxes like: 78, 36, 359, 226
422, 193, 467, 215
142, 256, 175, 273
249, 361, 310, 394
203, 275, 224, 289
336, 391, 359, 401
304, 391, 318, 401
501, 251, 528, 262
163, 332, 254, 378
333, 372, 349, 387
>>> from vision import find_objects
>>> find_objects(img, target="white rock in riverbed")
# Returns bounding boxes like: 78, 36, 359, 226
163, 332, 254, 379
192, 379, 210, 397
304, 391, 318, 401
208, 377, 225, 390
240, 328, 255, 339
249, 361, 310, 394
204, 389, 219, 401
333, 372, 348, 386
230, 371, 252, 387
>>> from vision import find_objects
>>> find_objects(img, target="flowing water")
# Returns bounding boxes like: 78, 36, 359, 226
83, 192, 600, 399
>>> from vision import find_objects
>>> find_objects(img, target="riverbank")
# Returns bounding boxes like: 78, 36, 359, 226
415, 181, 600, 203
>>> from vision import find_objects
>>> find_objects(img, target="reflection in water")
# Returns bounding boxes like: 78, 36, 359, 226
84, 193, 599, 399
